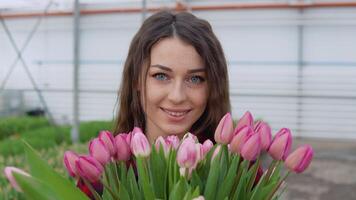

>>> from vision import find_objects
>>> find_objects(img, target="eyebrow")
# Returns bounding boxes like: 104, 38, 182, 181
150, 64, 205, 74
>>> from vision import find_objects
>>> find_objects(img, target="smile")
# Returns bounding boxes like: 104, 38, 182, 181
161, 108, 191, 118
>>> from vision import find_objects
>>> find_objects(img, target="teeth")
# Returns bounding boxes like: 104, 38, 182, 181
164, 109, 188, 117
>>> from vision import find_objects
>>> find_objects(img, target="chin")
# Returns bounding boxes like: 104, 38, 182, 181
163, 126, 190, 136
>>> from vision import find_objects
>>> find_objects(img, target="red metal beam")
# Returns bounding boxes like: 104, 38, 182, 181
1, 1, 356, 19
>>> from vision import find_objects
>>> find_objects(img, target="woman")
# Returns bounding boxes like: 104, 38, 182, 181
114, 10, 230, 143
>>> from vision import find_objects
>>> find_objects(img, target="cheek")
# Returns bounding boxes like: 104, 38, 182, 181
144, 80, 167, 107
190, 86, 208, 110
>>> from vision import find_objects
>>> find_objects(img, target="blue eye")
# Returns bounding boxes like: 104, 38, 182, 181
189, 75, 205, 84
153, 73, 168, 81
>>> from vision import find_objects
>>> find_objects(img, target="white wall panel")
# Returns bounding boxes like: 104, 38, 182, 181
1, 6, 356, 139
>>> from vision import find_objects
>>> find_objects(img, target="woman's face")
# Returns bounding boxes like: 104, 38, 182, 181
142, 37, 208, 142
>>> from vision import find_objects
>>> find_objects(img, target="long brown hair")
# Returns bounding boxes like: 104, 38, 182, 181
114, 10, 230, 142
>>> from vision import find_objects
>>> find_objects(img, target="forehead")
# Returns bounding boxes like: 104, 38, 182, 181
150, 37, 204, 71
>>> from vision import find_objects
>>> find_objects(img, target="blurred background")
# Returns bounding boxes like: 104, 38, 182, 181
0, 0, 356, 199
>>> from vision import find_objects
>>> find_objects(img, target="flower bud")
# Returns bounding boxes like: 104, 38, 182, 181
193, 196, 205, 200
183, 132, 199, 143
285, 145, 314, 173
63, 151, 80, 177
202, 139, 214, 156
254, 121, 272, 151
214, 113, 234, 144
177, 137, 200, 169
166, 135, 180, 150
230, 125, 254, 154
114, 134, 131, 161
240, 133, 261, 161
4, 167, 30, 192
236, 111, 254, 132
155, 136, 170, 156
89, 138, 111, 165
130, 127, 151, 157
268, 128, 292, 160
98, 131, 117, 157
76, 156, 103, 183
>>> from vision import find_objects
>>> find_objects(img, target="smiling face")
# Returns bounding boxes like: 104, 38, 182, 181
141, 37, 208, 143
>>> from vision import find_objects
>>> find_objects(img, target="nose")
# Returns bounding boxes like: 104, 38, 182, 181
167, 80, 187, 104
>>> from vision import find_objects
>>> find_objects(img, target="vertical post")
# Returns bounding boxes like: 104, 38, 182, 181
142, 0, 147, 23
72, 0, 80, 143
296, 9, 304, 137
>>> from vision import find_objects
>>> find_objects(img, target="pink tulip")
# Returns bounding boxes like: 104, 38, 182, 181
285, 145, 314, 173
166, 135, 180, 150
202, 139, 214, 156
89, 138, 111, 165
183, 132, 199, 143
130, 127, 151, 157
4, 167, 30, 192
177, 137, 200, 169
117, 132, 132, 145
63, 151, 80, 177
114, 134, 132, 161
76, 156, 103, 183
254, 121, 272, 151
268, 128, 293, 160
236, 111, 254, 132
230, 125, 254, 154
240, 133, 261, 161
98, 131, 117, 157
214, 113, 234, 144
155, 136, 170, 155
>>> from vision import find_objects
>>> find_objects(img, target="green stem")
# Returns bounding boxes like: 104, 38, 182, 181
266, 171, 291, 200
265, 160, 278, 184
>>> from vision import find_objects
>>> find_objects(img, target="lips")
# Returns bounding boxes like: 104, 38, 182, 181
161, 108, 191, 119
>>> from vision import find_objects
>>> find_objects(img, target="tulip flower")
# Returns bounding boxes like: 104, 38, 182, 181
63, 151, 80, 177
193, 196, 205, 200
268, 128, 292, 160
155, 136, 170, 155
202, 139, 214, 156
214, 113, 234, 144
236, 111, 254, 132
183, 132, 199, 143
240, 133, 261, 161
166, 135, 180, 150
130, 127, 151, 157
98, 131, 117, 157
254, 121, 272, 151
4, 167, 30, 192
177, 137, 200, 169
76, 156, 103, 183
230, 125, 254, 154
114, 134, 131, 161
89, 138, 111, 165
285, 145, 314, 173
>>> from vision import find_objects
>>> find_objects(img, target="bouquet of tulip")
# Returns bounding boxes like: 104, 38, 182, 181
4, 111, 314, 200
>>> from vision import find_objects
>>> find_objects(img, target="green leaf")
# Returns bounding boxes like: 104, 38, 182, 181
14, 173, 60, 200
136, 157, 155, 200
127, 166, 142, 200
215, 155, 240, 199
169, 178, 187, 200
190, 170, 203, 193
23, 140, 89, 200
149, 144, 167, 199
118, 183, 130, 200
203, 145, 222, 200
